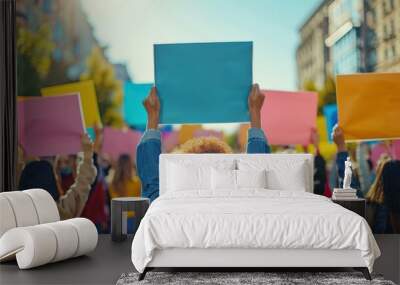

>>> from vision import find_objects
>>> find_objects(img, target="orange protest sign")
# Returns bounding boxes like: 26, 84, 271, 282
178, 125, 202, 144
336, 73, 400, 141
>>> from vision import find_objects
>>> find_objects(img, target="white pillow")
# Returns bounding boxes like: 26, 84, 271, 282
266, 165, 306, 191
167, 162, 210, 191
236, 169, 267, 189
211, 169, 268, 190
167, 159, 235, 192
211, 168, 236, 190
238, 159, 307, 191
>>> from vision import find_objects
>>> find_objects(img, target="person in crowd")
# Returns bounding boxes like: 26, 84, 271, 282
381, 160, 400, 233
332, 125, 400, 233
356, 143, 375, 195
108, 154, 141, 233
307, 129, 330, 197
19, 134, 97, 220
109, 154, 141, 199
54, 154, 78, 194
331, 125, 361, 193
365, 154, 391, 233
81, 125, 109, 233
365, 155, 400, 233
136, 83, 270, 201
327, 161, 339, 193
174, 136, 233, 154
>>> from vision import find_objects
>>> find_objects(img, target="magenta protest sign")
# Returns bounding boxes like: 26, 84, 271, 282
18, 95, 85, 157
194, 129, 224, 139
102, 127, 142, 160
261, 90, 318, 145
162, 131, 179, 153
371, 140, 400, 168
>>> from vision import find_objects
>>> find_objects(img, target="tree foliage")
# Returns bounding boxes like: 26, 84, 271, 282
81, 47, 124, 127
17, 23, 55, 96
303, 75, 336, 114
17, 24, 55, 78
319, 75, 336, 106
16, 1, 124, 128
303, 79, 317, 92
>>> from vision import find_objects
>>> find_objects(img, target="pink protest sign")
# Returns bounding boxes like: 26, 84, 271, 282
162, 131, 179, 153
370, 140, 400, 168
18, 95, 85, 157
370, 143, 387, 168
194, 129, 224, 139
394, 140, 400, 160
102, 127, 142, 160
261, 90, 318, 145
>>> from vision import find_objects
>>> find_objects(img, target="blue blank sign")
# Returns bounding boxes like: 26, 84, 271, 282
123, 82, 153, 126
323, 104, 338, 142
154, 42, 253, 124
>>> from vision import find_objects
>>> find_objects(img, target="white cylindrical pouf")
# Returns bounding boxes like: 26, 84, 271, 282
24, 189, 60, 224
0, 195, 17, 237
0, 226, 57, 269
65, 218, 98, 257
1, 192, 39, 227
42, 221, 79, 262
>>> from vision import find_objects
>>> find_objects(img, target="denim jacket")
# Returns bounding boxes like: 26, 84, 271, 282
136, 128, 270, 202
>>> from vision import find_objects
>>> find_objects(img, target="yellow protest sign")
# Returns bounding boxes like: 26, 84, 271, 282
41, 80, 101, 128
337, 73, 400, 141
307, 143, 337, 161
317, 116, 328, 142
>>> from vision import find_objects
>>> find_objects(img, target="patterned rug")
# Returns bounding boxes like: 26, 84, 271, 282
117, 271, 395, 285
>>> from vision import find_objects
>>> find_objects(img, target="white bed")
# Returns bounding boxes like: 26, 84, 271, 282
131, 154, 380, 280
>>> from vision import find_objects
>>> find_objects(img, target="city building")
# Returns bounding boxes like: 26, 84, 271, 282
373, 0, 400, 71
296, 0, 400, 87
296, 0, 331, 89
325, 0, 376, 75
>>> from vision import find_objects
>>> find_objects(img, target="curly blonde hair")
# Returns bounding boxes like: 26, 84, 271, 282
174, 136, 232, 154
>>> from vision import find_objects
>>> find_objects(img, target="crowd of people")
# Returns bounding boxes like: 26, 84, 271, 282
17, 83, 400, 234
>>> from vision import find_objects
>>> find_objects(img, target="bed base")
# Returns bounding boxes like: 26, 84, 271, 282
354, 267, 372, 280
138, 268, 150, 281
138, 248, 372, 281
138, 267, 371, 281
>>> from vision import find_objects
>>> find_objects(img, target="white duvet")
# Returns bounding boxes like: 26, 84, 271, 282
131, 190, 380, 273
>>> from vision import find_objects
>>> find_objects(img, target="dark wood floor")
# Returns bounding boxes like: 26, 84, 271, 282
0, 234, 398, 284
374, 234, 400, 284
0, 235, 134, 285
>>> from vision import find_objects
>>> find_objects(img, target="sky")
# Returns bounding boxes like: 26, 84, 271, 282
81, 0, 321, 90
80, 0, 322, 132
